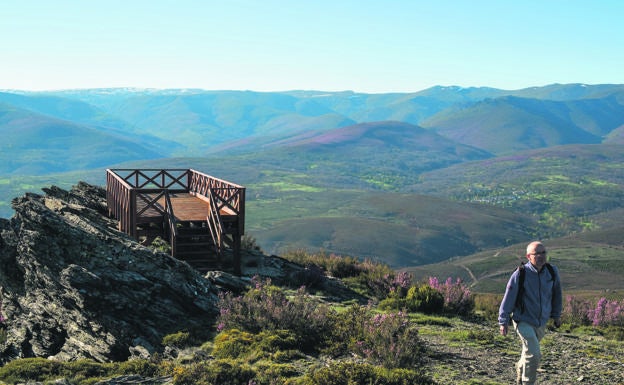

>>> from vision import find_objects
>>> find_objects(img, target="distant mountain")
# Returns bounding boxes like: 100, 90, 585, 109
504, 83, 624, 101
108, 143, 624, 266
1, 84, 624, 270
3, 83, 622, 160
0, 91, 132, 131
0, 103, 166, 174
421, 95, 624, 154
49, 90, 357, 155
605, 124, 624, 144
214, 120, 491, 158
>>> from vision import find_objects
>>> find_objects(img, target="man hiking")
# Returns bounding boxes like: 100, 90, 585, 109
499, 241, 563, 385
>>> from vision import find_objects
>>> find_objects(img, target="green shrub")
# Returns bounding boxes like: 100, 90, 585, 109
601, 325, 624, 341
212, 329, 255, 359
0, 357, 63, 383
162, 331, 193, 348
281, 250, 398, 298
255, 329, 299, 355
282, 250, 363, 279
172, 359, 255, 385
0, 357, 162, 384
113, 359, 161, 377
302, 362, 433, 385
213, 328, 303, 363
241, 234, 263, 252
148, 236, 171, 253
61, 360, 111, 382
406, 285, 444, 314
322, 304, 370, 357
254, 361, 301, 384
410, 313, 453, 327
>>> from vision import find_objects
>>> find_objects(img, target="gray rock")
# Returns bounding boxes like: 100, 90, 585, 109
0, 183, 219, 363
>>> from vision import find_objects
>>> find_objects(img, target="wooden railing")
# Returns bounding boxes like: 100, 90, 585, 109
188, 168, 245, 235
106, 170, 136, 236
111, 168, 189, 191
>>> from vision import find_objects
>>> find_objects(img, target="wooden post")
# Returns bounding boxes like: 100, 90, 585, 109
130, 189, 137, 240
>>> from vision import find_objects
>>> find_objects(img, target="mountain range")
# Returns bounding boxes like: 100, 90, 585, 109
1, 83, 623, 278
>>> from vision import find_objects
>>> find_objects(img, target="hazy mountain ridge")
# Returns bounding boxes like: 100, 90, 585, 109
0, 103, 166, 174
421, 94, 624, 154
4, 83, 622, 159
2, 84, 624, 271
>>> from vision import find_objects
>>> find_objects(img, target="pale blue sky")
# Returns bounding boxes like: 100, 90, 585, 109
1, 0, 622, 93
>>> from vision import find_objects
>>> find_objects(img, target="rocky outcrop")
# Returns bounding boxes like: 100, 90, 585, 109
0, 182, 219, 363
0, 182, 365, 365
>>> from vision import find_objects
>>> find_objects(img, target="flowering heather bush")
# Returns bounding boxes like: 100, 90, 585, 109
391, 271, 413, 297
217, 276, 335, 353
587, 297, 624, 327
358, 261, 411, 299
562, 295, 592, 325
428, 277, 474, 316
562, 295, 624, 328
353, 311, 425, 369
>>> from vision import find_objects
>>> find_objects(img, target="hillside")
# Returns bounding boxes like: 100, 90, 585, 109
404, 225, 624, 295
421, 96, 624, 154
410, 143, 624, 236
246, 191, 537, 266
0, 104, 167, 174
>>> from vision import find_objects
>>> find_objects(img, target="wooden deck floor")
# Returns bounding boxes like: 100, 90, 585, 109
158, 193, 210, 222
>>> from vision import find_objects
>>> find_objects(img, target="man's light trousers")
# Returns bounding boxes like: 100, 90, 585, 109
514, 321, 546, 385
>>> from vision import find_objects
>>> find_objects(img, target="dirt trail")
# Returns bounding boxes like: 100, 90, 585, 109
421, 319, 624, 385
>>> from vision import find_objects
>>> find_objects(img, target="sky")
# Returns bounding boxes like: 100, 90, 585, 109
1, 0, 623, 93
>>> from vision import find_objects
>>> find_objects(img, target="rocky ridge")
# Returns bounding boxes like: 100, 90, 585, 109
0, 182, 361, 365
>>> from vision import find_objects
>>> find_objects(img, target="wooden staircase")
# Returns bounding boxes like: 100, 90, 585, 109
173, 220, 218, 272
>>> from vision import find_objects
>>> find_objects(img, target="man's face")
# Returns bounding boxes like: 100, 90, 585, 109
527, 244, 547, 269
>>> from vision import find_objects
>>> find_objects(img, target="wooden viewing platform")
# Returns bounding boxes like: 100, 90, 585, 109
106, 168, 245, 274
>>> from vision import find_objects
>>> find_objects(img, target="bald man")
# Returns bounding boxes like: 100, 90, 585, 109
498, 241, 563, 385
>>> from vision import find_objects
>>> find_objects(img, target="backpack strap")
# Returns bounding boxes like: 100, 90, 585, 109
545, 263, 556, 281
514, 264, 526, 310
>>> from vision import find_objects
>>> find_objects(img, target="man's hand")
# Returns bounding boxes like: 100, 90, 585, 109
553, 318, 561, 328
499, 324, 508, 336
